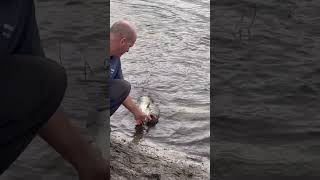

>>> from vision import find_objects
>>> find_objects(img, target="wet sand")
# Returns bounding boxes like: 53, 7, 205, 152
110, 132, 209, 180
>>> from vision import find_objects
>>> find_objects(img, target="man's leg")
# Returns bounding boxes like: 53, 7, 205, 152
109, 79, 131, 116
39, 110, 109, 180
0, 55, 108, 179
0, 55, 67, 173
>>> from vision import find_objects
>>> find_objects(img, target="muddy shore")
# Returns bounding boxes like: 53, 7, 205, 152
110, 132, 209, 180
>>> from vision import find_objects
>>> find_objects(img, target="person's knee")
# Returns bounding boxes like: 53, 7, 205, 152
0, 55, 67, 109
109, 79, 131, 116
121, 80, 131, 98
109, 79, 131, 107
42, 58, 67, 98
12, 55, 67, 96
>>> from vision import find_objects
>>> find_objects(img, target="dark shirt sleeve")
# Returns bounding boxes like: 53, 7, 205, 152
13, 1, 45, 57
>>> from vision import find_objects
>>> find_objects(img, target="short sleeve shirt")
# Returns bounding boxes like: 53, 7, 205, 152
110, 56, 123, 79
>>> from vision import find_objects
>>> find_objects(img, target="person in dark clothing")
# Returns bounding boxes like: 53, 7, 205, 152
0, 1, 109, 179
109, 20, 152, 125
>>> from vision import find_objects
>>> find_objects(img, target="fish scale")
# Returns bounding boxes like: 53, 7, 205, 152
138, 96, 160, 126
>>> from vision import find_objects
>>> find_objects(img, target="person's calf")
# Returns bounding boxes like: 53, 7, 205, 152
39, 110, 109, 180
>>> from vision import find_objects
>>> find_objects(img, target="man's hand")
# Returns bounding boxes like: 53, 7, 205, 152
122, 96, 152, 125
133, 110, 152, 125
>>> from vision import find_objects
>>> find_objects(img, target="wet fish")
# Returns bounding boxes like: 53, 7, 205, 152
138, 96, 160, 126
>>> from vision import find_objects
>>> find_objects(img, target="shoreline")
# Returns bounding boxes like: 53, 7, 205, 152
110, 132, 209, 180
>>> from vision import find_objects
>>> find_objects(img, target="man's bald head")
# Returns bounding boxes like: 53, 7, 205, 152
110, 20, 137, 57
110, 20, 137, 43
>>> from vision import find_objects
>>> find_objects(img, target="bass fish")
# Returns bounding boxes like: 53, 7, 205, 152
137, 96, 160, 126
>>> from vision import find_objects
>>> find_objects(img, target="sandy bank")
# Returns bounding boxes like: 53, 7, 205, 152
110, 132, 209, 180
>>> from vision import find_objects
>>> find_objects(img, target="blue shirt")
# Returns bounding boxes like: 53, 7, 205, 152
110, 56, 123, 79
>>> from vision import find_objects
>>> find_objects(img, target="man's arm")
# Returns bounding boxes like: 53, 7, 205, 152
122, 96, 151, 125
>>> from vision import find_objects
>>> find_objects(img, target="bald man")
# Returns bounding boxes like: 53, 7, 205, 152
109, 20, 152, 125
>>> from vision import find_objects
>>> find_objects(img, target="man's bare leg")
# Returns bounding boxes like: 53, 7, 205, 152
38, 110, 109, 180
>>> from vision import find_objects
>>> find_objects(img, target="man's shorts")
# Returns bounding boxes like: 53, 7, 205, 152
109, 79, 131, 116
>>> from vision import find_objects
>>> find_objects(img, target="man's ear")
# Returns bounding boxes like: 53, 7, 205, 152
120, 37, 126, 46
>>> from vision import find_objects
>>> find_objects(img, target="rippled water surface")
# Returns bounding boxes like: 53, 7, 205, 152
214, 0, 320, 178
110, 0, 210, 159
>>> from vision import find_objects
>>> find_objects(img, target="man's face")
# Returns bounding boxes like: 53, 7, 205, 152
117, 35, 136, 58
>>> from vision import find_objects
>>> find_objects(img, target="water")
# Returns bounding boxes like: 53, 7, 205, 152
213, 0, 320, 178
2, 0, 107, 179
110, 0, 210, 159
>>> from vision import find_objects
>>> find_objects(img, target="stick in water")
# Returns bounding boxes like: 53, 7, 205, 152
59, 40, 62, 65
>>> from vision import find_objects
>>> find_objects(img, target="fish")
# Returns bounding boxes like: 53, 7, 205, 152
137, 96, 160, 126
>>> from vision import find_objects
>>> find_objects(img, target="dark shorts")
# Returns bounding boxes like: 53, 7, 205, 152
0, 55, 67, 174
109, 79, 131, 116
